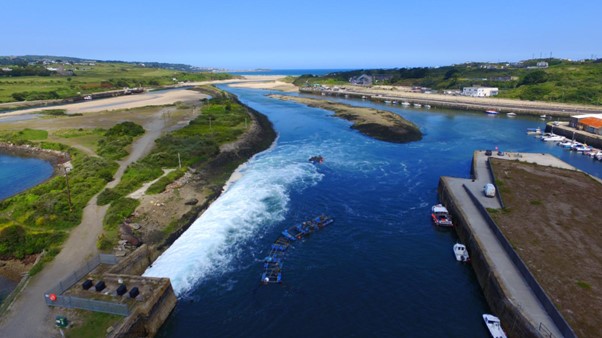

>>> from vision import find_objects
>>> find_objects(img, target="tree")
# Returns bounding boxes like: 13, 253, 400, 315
519, 70, 548, 86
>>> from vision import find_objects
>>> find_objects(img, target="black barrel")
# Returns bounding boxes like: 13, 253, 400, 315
129, 286, 139, 298
95, 280, 106, 292
116, 284, 127, 296
82, 279, 93, 290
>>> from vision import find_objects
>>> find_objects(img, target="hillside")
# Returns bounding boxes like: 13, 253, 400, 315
0, 56, 233, 103
293, 58, 602, 105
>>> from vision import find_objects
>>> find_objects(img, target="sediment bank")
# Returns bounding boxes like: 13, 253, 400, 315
269, 94, 422, 143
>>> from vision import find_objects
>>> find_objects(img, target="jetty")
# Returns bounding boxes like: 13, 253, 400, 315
261, 215, 334, 284
438, 151, 580, 338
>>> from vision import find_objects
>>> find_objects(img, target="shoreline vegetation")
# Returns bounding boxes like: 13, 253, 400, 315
268, 94, 422, 143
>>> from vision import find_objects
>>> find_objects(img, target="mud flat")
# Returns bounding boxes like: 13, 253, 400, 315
268, 94, 422, 143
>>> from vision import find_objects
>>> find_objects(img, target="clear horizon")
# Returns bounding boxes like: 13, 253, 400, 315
3, 0, 601, 69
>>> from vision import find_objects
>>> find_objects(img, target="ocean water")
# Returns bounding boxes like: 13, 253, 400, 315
229, 69, 351, 76
0, 154, 54, 201
145, 86, 601, 337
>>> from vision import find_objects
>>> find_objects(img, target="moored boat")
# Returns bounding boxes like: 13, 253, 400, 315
485, 110, 499, 115
541, 134, 565, 142
482, 314, 507, 338
413, 103, 422, 107
453, 243, 470, 262
401, 102, 410, 106
424, 104, 431, 109
506, 112, 516, 117
431, 204, 453, 227
526, 127, 541, 134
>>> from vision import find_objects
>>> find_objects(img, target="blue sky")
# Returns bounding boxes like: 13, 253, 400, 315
3, 0, 601, 69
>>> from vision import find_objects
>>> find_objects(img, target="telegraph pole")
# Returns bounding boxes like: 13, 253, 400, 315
62, 164, 73, 211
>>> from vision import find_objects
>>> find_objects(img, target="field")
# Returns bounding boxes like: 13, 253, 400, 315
0, 62, 232, 103
489, 158, 602, 338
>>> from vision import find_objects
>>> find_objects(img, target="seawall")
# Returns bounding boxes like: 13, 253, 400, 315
545, 123, 602, 149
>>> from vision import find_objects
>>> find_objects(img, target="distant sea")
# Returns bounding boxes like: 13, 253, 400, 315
229, 69, 352, 76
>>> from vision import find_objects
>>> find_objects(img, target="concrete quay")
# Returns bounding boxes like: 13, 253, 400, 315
438, 151, 576, 338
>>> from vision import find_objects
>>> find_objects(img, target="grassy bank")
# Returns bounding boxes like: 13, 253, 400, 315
0, 61, 233, 104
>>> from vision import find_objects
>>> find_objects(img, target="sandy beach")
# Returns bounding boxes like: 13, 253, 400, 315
228, 75, 298, 92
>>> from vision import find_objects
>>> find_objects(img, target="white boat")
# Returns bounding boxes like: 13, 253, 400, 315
572, 144, 592, 153
506, 112, 516, 117
482, 314, 507, 338
392, 101, 398, 105
401, 102, 410, 106
541, 134, 565, 142
384, 100, 392, 104
526, 127, 541, 134
557, 140, 576, 148
540, 114, 548, 119
485, 110, 499, 115
431, 204, 453, 227
453, 243, 469, 262
424, 104, 431, 109
413, 103, 422, 107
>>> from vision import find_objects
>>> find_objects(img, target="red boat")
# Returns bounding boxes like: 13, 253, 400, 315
431, 204, 453, 227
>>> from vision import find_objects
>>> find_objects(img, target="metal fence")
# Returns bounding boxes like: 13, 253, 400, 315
45, 294, 129, 316
463, 184, 576, 338
44, 253, 129, 316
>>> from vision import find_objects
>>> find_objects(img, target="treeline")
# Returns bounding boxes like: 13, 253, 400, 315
0, 65, 55, 77
295, 58, 602, 105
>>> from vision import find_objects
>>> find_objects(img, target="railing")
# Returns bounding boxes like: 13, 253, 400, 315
44, 253, 129, 316
463, 184, 576, 338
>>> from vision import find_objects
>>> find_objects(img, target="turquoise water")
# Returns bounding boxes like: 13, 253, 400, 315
146, 86, 601, 337
0, 154, 54, 201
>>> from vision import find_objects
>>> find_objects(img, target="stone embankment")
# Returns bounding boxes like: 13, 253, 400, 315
300, 87, 602, 117
545, 122, 602, 149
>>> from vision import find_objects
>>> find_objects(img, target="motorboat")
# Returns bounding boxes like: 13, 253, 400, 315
485, 110, 499, 115
506, 112, 516, 117
557, 140, 576, 148
413, 103, 422, 107
431, 204, 453, 227
401, 102, 411, 106
453, 243, 470, 262
482, 314, 507, 338
526, 127, 541, 134
424, 104, 431, 109
572, 144, 592, 153
541, 134, 565, 142
309, 155, 324, 164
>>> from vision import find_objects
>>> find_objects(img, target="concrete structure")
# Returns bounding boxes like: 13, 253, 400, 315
536, 61, 549, 68
568, 113, 602, 128
577, 117, 602, 135
462, 86, 499, 97
438, 151, 576, 338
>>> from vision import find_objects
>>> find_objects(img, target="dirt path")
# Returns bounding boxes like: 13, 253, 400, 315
0, 108, 171, 338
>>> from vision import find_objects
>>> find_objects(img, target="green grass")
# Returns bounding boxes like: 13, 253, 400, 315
98, 197, 139, 252
0, 62, 233, 103
146, 168, 187, 195
0, 128, 48, 143
0, 143, 118, 259
576, 280, 592, 290
65, 311, 123, 338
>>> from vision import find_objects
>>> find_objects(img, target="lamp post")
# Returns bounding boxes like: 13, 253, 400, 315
61, 163, 73, 211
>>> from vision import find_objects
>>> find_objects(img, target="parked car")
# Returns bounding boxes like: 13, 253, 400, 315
485, 150, 493, 156
484, 183, 496, 197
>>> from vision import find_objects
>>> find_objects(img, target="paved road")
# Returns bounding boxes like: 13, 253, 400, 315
442, 151, 563, 337
0, 108, 170, 338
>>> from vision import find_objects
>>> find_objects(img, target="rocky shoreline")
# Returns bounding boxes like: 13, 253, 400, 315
0, 142, 70, 167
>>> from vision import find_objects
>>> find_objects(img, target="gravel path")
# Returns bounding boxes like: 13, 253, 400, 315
0, 108, 170, 338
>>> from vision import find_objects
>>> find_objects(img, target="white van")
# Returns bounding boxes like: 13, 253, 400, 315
484, 183, 496, 197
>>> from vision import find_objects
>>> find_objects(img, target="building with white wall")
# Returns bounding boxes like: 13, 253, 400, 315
462, 87, 499, 97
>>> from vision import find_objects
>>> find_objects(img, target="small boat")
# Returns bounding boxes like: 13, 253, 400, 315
541, 134, 565, 142
424, 104, 431, 109
401, 102, 410, 106
431, 204, 453, 227
540, 114, 548, 119
413, 103, 422, 107
485, 110, 499, 115
482, 314, 507, 338
384, 100, 392, 104
572, 144, 592, 153
506, 112, 516, 117
453, 243, 470, 262
361, 96, 367, 100
309, 155, 324, 164
526, 127, 541, 134
392, 101, 398, 105
557, 140, 576, 148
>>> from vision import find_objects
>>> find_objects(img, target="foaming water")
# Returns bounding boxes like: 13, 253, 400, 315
144, 143, 324, 295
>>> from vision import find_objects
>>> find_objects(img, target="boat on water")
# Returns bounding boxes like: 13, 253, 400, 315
572, 144, 592, 153
485, 110, 499, 115
541, 134, 565, 142
540, 114, 548, 119
309, 155, 324, 164
431, 204, 453, 227
557, 140, 576, 148
453, 243, 470, 262
384, 100, 392, 104
526, 127, 541, 134
413, 103, 422, 107
401, 102, 410, 106
506, 112, 516, 117
424, 104, 431, 109
482, 314, 507, 338
262, 215, 334, 284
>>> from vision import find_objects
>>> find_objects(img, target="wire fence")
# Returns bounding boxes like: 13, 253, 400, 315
44, 254, 129, 316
